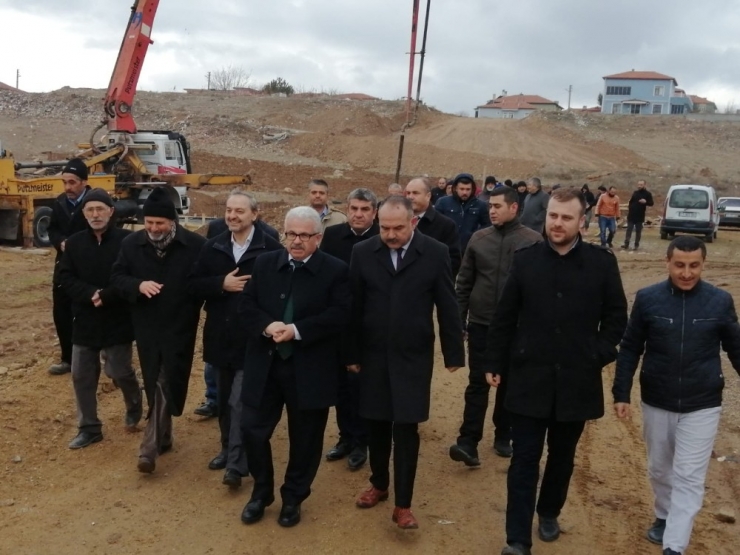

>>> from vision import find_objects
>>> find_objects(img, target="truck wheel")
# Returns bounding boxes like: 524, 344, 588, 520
32, 206, 53, 248
705, 233, 714, 244
660, 231, 668, 240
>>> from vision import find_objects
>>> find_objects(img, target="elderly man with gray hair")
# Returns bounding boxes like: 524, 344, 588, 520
520, 177, 550, 233
238, 206, 352, 528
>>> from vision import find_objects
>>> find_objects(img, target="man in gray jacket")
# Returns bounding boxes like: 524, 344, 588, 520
450, 187, 542, 466
519, 177, 549, 233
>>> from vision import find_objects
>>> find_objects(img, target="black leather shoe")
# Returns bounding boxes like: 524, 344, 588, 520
449, 444, 481, 467
277, 504, 301, 527
68, 431, 103, 449
325, 441, 352, 461
194, 402, 217, 418
663, 549, 681, 555
501, 543, 531, 555
647, 518, 666, 545
493, 438, 513, 458
125, 401, 143, 430
241, 497, 274, 524
538, 516, 561, 542
208, 451, 227, 470
49, 362, 71, 375
222, 469, 242, 488
347, 446, 368, 470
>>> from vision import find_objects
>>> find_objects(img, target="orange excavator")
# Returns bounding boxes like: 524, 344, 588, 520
0, 0, 249, 247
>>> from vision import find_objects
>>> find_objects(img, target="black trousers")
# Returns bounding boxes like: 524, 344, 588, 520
335, 367, 367, 448
367, 419, 419, 508
457, 322, 510, 452
242, 357, 329, 505
506, 413, 586, 547
624, 220, 644, 247
216, 365, 248, 475
52, 282, 73, 364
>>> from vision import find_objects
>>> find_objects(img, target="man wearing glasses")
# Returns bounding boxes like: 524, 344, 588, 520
238, 207, 351, 528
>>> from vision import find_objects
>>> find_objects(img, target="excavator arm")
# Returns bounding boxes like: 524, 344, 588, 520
103, 0, 160, 133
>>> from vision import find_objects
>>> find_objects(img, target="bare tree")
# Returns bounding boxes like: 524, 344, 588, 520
723, 99, 737, 114
209, 66, 251, 91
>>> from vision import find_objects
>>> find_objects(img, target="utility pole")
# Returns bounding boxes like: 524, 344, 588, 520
565, 85, 572, 111
206, 71, 211, 90
16, 69, 20, 90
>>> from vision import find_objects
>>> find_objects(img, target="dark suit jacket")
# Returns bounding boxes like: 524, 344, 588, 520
320, 222, 379, 264
348, 233, 465, 423
207, 217, 280, 242
238, 249, 351, 410
47, 188, 92, 282
189, 225, 284, 370
415, 206, 461, 276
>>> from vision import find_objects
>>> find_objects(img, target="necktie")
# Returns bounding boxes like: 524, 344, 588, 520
277, 260, 304, 359
394, 247, 405, 270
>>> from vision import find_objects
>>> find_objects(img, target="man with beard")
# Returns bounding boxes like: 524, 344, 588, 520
58, 188, 142, 449
405, 177, 461, 276
486, 188, 627, 555
450, 187, 542, 466
239, 207, 351, 528
434, 173, 491, 252
621, 179, 654, 251
515, 181, 528, 216
348, 196, 465, 530
477, 175, 499, 204
596, 186, 621, 248
320, 188, 379, 470
189, 191, 283, 488
47, 158, 92, 375
111, 187, 206, 474
307, 179, 347, 232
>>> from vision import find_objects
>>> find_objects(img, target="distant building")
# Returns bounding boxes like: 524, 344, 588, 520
689, 95, 718, 114
475, 94, 562, 119
601, 70, 693, 115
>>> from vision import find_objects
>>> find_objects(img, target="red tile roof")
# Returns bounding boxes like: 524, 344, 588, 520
689, 95, 715, 105
603, 70, 678, 85
477, 94, 559, 110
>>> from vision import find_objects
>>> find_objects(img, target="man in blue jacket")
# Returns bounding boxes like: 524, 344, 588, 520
613, 236, 740, 555
434, 173, 490, 252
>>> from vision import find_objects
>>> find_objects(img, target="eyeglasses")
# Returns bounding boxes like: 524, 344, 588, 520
284, 231, 320, 242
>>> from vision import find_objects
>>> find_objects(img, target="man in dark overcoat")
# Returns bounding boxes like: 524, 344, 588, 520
319, 187, 379, 471
485, 188, 628, 555
348, 196, 465, 530
47, 158, 92, 375
57, 188, 141, 449
111, 187, 206, 474
238, 207, 351, 528
189, 191, 283, 488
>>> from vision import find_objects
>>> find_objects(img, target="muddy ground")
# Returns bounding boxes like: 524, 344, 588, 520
1, 226, 739, 555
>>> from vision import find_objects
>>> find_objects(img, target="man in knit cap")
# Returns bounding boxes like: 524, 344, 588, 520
111, 187, 206, 473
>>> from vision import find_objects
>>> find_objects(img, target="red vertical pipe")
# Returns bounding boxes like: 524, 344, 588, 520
406, 0, 420, 121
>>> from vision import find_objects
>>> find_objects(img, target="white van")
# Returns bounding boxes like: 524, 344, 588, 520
660, 184, 719, 243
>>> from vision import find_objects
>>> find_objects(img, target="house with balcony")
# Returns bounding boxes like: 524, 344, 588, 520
601, 70, 693, 115
475, 94, 562, 119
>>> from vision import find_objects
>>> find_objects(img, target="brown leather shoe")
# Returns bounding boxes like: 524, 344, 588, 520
356, 486, 389, 508
392, 507, 419, 529
137, 456, 155, 474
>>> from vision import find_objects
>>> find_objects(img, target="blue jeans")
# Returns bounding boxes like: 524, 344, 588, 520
598, 216, 616, 246
204, 362, 217, 405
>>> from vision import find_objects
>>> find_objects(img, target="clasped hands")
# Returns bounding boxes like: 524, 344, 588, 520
264, 321, 295, 343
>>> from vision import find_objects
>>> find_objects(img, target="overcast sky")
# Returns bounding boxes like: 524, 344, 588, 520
0, 0, 738, 114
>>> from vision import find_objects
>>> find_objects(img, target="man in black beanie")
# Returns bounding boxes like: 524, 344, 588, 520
47, 158, 92, 375
112, 187, 206, 473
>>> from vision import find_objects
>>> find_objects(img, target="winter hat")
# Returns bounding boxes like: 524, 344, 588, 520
143, 187, 177, 220
81, 188, 114, 208
62, 158, 89, 181
485, 175, 497, 185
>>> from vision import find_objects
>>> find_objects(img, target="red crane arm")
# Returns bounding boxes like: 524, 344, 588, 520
104, 0, 160, 133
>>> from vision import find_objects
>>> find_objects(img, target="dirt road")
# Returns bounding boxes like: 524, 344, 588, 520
1, 227, 739, 555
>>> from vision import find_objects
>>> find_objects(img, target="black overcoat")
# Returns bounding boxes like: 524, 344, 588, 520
320, 221, 379, 264
188, 226, 283, 370
348, 232, 465, 423
415, 206, 462, 276
111, 225, 206, 416
238, 249, 351, 411
486, 239, 628, 422
57, 227, 134, 348
47, 188, 91, 282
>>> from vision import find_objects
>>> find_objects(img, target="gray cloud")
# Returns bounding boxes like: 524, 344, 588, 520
1, 0, 738, 111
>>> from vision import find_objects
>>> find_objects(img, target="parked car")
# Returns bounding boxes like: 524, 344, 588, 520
718, 197, 740, 227
660, 184, 719, 243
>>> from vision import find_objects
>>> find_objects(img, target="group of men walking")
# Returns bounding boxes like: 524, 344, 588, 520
46, 164, 740, 555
